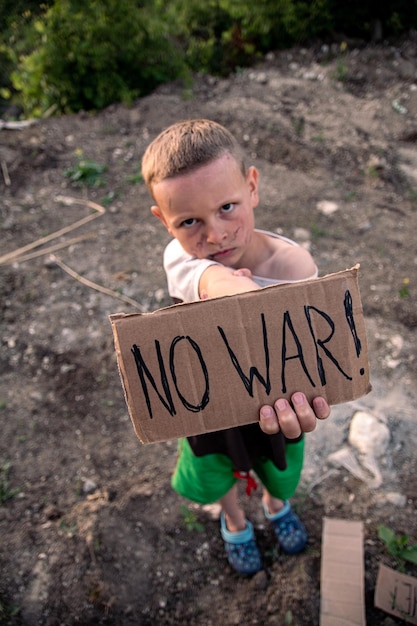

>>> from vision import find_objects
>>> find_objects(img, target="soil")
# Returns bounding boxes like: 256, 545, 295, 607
1, 37, 417, 626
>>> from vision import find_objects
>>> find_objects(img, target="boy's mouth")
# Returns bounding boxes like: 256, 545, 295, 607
210, 248, 234, 260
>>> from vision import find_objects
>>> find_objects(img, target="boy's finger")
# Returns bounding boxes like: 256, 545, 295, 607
274, 398, 303, 438
291, 392, 317, 433
259, 405, 280, 434
312, 396, 331, 420
275, 393, 319, 436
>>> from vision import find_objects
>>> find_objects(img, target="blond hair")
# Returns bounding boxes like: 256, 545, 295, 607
141, 119, 246, 198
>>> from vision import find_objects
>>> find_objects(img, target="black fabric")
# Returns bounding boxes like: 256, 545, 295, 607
187, 425, 303, 472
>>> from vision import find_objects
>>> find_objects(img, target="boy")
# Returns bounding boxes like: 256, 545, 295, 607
142, 119, 330, 575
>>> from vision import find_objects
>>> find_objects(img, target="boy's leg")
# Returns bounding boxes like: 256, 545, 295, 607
256, 439, 307, 554
262, 490, 285, 515
219, 483, 246, 532
220, 484, 285, 530
261, 487, 307, 554
219, 483, 263, 574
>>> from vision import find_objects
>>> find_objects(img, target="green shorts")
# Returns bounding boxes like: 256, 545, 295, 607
171, 436, 305, 504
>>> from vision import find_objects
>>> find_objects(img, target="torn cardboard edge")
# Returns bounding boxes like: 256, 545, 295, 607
320, 517, 366, 626
110, 265, 371, 444
375, 563, 417, 624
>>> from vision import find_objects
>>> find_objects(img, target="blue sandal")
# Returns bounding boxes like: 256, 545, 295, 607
220, 512, 263, 575
263, 500, 307, 554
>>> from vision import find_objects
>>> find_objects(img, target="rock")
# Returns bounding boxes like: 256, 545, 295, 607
154, 288, 165, 303
303, 71, 318, 80
249, 71, 268, 84
293, 227, 311, 241
327, 411, 391, 489
348, 411, 390, 457
316, 200, 339, 215
385, 492, 407, 507
388, 334, 403, 358
327, 447, 368, 483
397, 146, 417, 186
82, 478, 98, 495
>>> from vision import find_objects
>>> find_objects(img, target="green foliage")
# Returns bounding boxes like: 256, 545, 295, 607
329, 40, 349, 82
0, 594, 21, 620
378, 524, 417, 569
64, 151, 106, 187
59, 519, 78, 537
180, 505, 205, 532
127, 170, 144, 185
327, 0, 417, 39
173, 0, 333, 75
2, 0, 417, 117
10, 0, 187, 115
0, 7, 48, 114
0, 461, 22, 505
285, 610, 298, 626
171, 0, 245, 76
310, 222, 328, 239
399, 278, 410, 299
0, 1, 50, 32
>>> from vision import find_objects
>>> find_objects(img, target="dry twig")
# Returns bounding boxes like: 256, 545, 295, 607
1, 160, 11, 186
49, 255, 146, 312
0, 118, 38, 130
2, 195, 145, 312
8, 233, 96, 264
0, 195, 105, 265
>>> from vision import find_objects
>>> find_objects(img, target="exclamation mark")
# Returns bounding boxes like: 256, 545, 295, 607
344, 290, 365, 376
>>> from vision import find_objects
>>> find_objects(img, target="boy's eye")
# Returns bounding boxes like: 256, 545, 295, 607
181, 218, 197, 228
221, 203, 234, 213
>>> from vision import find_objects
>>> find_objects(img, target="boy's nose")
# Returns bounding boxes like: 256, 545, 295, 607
206, 221, 227, 244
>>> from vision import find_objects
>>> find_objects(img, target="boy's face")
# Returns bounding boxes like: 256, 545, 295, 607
150, 153, 259, 266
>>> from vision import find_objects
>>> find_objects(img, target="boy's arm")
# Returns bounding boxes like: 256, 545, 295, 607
199, 264, 259, 298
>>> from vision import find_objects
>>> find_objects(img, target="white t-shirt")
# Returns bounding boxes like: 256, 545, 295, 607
163, 229, 318, 302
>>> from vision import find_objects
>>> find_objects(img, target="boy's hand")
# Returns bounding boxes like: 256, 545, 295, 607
259, 393, 330, 438
232, 268, 253, 279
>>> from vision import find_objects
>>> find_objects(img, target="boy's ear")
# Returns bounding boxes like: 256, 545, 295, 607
151, 205, 169, 230
246, 166, 259, 206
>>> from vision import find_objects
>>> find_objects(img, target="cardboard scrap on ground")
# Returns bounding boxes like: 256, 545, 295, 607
320, 517, 366, 626
375, 563, 417, 624
110, 266, 371, 444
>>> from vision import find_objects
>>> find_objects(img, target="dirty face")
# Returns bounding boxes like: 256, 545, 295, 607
151, 153, 259, 267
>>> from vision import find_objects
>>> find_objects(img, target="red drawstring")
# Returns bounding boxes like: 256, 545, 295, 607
233, 470, 258, 496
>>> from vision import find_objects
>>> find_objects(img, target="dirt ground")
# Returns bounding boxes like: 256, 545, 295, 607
1, 36, 417, 625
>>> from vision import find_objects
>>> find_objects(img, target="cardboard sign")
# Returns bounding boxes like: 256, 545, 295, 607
110, 266, 371, 444
320, 517, 366, 626
375, 563, 417, 624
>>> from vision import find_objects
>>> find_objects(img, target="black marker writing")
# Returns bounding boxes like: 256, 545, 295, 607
281, 311, 316, 393
131, 341, 175, 419
170, 336, 210, 412
128, 290, 365, 421
344, 290, 362, 356
217, 313, 271, 397
304, 305, 352, 384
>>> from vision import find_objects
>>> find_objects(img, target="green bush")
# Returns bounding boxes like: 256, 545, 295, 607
172, 0, 333, 75
171, 0, 242, 76
328, 0, 417, 39
2, 0, 417, 118
10, 0, 187, 115
0, 6, 49, 113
